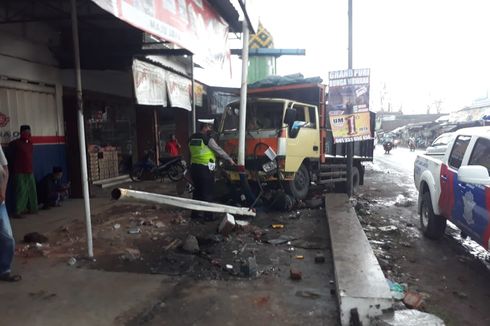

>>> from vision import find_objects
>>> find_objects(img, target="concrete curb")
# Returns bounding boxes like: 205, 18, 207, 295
326, 193, 393, 325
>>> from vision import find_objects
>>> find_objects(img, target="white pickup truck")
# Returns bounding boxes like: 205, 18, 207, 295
414, 126, 490, 250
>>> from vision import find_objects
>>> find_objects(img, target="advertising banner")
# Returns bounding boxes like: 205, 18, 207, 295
166, 71, 192, 111
132, 59, 167, 106
327, 68, 371, 143
329, 112, 371, 143
92, 0, 231, 74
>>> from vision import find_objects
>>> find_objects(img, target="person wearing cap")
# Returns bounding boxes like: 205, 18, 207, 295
189, 119, 235, 221
38, 166, 70, 209
0, 144, 21, 282
9, 125, 38, 218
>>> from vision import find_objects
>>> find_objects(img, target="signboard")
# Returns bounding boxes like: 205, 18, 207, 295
327, 68, 371, 143
329, 112, 371, 143
92, 0, 231, 74
132, 59, 167, 106
167, 71, 192, 111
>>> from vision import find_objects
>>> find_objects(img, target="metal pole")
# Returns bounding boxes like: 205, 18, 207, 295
238, 9, 249, 166
70, 0, 93, 257
191, 55, 196, 133
346, 0, 354, 197
154, 108, 160, 163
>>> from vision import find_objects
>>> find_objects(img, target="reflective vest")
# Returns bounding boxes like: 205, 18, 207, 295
189, 135, 216, 165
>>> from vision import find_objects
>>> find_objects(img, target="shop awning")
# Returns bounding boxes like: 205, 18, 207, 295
90, 0, 236, 75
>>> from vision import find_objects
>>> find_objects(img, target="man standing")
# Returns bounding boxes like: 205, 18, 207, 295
188, 119, 235, 221
9, 125, 37, 218
0, 145, 21, 282
164, 133, 181, 157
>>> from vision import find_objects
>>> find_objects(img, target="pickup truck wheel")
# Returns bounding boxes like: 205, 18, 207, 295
420, 192, 446, 239
285, 164, 310, 200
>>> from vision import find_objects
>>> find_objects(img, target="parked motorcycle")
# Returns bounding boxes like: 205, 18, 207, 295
383, 142, 393, 154
130, 150, 187, 182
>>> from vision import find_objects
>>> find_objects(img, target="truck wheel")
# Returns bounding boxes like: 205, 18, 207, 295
420, 192, 446, 239
286, 164, 310, 200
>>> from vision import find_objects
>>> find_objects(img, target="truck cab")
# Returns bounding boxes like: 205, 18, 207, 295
218, 98, 320, 200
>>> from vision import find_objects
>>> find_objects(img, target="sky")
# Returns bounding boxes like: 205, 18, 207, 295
201, 0, 490, 115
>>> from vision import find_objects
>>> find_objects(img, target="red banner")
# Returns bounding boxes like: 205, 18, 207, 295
92, 0, 231, 75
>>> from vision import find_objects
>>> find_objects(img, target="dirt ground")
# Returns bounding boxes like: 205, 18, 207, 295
17, 182, 339, 325
357, 162, 490, 326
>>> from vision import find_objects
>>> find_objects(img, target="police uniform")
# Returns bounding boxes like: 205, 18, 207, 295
189, 130, 217, 220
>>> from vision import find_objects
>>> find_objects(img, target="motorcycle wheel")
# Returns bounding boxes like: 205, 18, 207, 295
130, 166, 145, 182
168, 162, 186, 181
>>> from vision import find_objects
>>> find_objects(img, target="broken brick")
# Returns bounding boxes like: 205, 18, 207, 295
218, 213, 236, 236
403, 291, 424, 309
290, 268, 302, 280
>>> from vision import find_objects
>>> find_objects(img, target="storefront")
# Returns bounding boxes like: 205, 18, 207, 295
0, 77, 66, 179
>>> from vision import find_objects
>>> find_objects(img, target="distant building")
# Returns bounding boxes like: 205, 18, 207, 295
448, 99, 490, 123
379, 113, 443, 133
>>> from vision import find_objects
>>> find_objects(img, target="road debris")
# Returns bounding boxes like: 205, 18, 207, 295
387, 279, 406, 301
218, 213, 236, 236
24, 232, 49, 243
267, 235, 296, 245
314, 253, 325, 263
378, 225, 398, 233
182, 235, 199, 253
295, 290, 321, 299
67, 257, 77, 266
394, 194, 413, 207
374, 309, 445, 326
154, 221, 165, 228
121, 248, 141, 262
163, 239, 182, 251
452, 291, 468, 299
236, 220, 250, 227
290, 268, 302, 280
128, 227, 141, 234
272, 224, 284, 229
240, 257, 258, 278
403, 291, 424, 309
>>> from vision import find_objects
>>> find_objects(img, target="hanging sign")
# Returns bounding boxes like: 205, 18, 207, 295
327, 68, 371, 143
92, 0, 231, 75
132, 59, 167, 106
167, 72, 192, 111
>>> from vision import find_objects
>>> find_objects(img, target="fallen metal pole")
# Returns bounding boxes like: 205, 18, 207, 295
112, 188, 256, 217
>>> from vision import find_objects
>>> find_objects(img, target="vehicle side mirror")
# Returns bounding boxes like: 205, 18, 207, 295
283, 108, 297, 125
458, 165, 490, 185
288, 121, 307, 138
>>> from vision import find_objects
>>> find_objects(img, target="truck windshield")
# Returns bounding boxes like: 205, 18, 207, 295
222, 101, 284, 132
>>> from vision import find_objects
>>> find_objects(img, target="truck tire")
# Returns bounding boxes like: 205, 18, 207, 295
420, 191, 446, 239
285, 164, 310, 200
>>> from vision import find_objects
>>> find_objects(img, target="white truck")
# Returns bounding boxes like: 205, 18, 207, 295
414, 126, 490, 250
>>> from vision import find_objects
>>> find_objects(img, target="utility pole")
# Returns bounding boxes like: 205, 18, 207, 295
71, 0, 93, 257
238, 2, 249, 167
346, 0, 354, 197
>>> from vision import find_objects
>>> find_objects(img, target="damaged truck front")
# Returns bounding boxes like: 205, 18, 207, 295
217, 83, 376, 202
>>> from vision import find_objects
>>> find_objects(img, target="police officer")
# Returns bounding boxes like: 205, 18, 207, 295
189, 119, 235, 221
